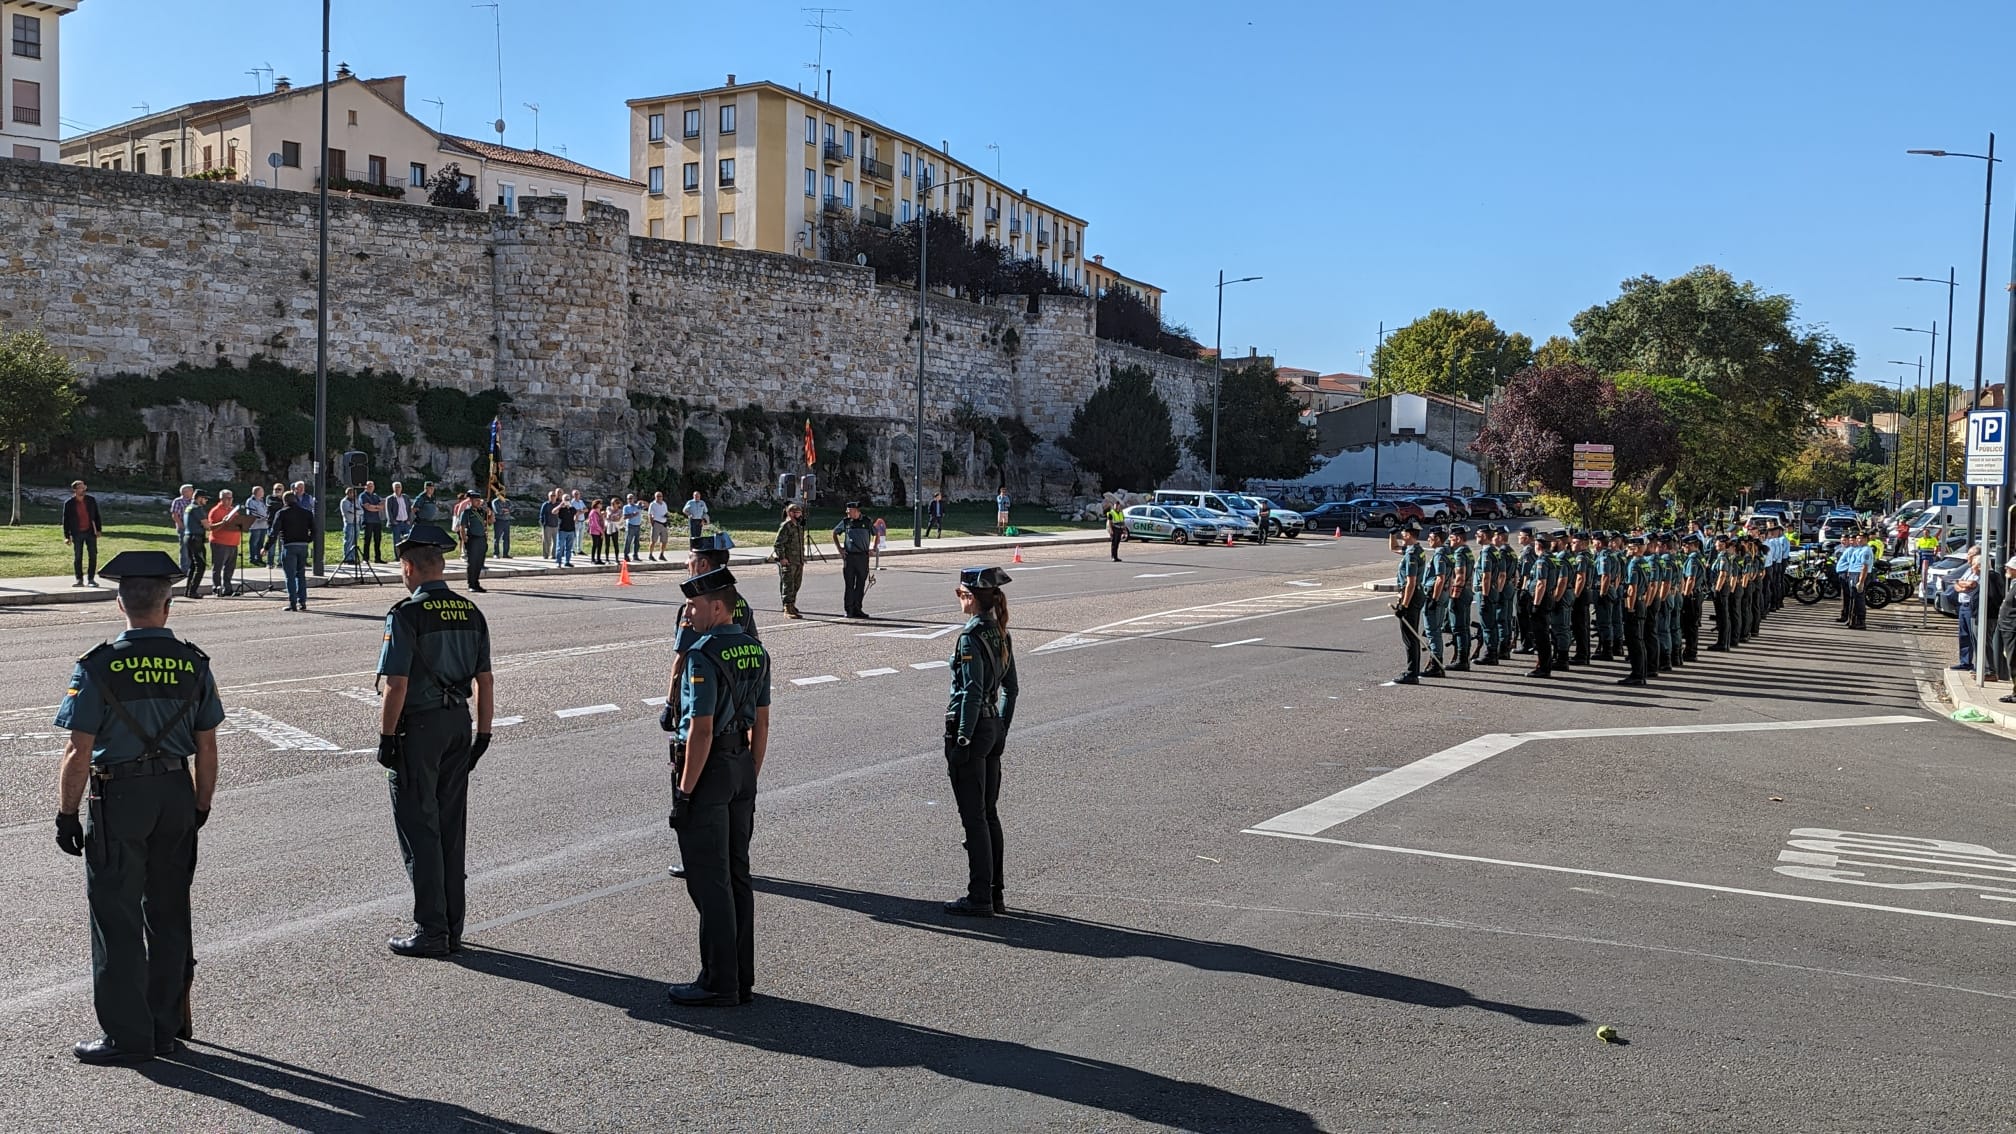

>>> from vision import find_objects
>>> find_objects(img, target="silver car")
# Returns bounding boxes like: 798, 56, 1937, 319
1230, 495, 1306, 538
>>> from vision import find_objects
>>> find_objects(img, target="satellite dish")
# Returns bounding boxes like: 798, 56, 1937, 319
493, 118, 507, 135
266, 152, 283, 169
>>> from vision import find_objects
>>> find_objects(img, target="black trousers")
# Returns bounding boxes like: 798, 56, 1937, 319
183, 538, 207, 598
1622, 608, 1647, 680
1398, 596, 1425, 676
1842, 579, 1866, 630
946, 717, 1005, 903
1516, 592, 1536, 650
73, 530, 99, 581
388, 706, 473, 941
1713, 593, 1734, 649
364, 524, 386, 562
1109, 526, 1124, 561
84, 767, 197, 1052
1682, 597, 1702, 658
675, 747, 756, 998
842, 552, 869, 615
1571, 595, 1592, 660
465, 542, 485, 589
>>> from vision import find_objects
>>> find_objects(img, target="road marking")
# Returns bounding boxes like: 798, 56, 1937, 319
1251, 715, 1932, 836
493, 716, 525, 728
1244, 829, 2016, 930
856, 667, 899, 677
1134, 571, 1197, 579
1034, 587, 1380, 654
1774, 829, 2016, 901
791, 675, 840, 686
641, 697, 669, 707
858, 624, 960, 640
1363, 614, 1392, 621
334, 687, 380, 705
216, 708, 340, 753
910, 660, 949, 670
1286, 580, 1320, 587
1211, 637, 1264, 649
554, 704, 619, 719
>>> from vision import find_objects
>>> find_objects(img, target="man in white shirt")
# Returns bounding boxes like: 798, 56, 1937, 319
648, 492, 671, 561
681, 492, 709, 540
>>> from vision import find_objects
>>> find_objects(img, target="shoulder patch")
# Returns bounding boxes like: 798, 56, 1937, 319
76, 641, 113, 664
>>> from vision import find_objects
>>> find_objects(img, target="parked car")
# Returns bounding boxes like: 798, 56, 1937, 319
1170, 504, 1251, 542
1409, 496, 1453, 521
1418, 495, 1473, 519
1923, 554, 1968, 616
1464, 496, 1508, 519
1122, 504, 1222, 544
1225, 494, 1306, 538
1300, 502, 1364, 533
1816, 515, 1859, 545
1345, 498, 1424, 529
1497, 491, 1540, 516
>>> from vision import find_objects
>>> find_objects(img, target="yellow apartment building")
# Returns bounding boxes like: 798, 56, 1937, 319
1084, 253, 1164, 317
1, 0, 80, 163
626, 76, 1101, 289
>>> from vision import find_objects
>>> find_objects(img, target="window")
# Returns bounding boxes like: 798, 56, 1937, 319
900, 200, 910, 223
109, 158, 122, 172
718, 158, 735, 187
409, 162, 427, 188
901, 153, 911, 178
366, 154, 386, 185
347, 109, 358, 127
682, 215, 699, 242
11, 144, 39, 162
227, 142, 239, 171
13, 14, 41, 58
682, 162, 699, 191
160, 146, 173, 175
805, 115, 816, 144
326, 147, 346, 178
281, 140, 301, 168
841, 180, 853, 207
647, 113, 664, 142
648, 165, 664, 194
648, 218, 664, 238
823, 173, 834, 198
202, 144, 214, 172
718, 211, 735, 242
718, 104, 735, 134
135, 151, 147, 174
804, 167, 815, 197
843, 130, 853, 156
683, 108, 700, 137
498, 183, 516, 212
10, 79, 40, 126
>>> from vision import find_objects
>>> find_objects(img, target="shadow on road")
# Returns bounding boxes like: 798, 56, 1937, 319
455, 944, 1321, 1132
756, 877, 1586, 1028
138, 1041, 552, 1133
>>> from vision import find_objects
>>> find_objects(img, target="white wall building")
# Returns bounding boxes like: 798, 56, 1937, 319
0, 0, 77, 163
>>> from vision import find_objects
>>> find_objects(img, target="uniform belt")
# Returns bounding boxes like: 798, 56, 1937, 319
92, 754, 190, 781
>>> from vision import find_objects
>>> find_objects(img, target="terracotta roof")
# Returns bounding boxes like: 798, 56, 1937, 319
440, 135, 642, 187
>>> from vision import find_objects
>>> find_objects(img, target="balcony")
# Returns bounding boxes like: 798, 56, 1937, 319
984, 206, 1000, 224
1036, 228, 1051, 248
822, 141, 850, 165
1009, 219, 1023, 236
822, 194, 851, 217
1062, 240, 1077, 259
864, 206, 892, 229
954, 190, 974, 212
861, 155, 893, 182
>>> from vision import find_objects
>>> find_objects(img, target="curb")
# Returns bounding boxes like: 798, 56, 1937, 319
1942, 666, 2016, 733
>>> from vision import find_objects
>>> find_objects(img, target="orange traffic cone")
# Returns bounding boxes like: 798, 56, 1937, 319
1224, 529, 1234, 547
617, 559, 633, 586
1333, 526, 1342, 539
1012, 546, 1024, 564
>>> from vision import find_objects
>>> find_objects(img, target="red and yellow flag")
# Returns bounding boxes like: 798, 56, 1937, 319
803, 420, 817, 468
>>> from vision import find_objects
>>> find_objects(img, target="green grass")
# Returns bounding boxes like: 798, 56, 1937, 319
0, 497, 1096, 579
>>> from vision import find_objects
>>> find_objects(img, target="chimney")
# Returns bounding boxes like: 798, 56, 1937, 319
273, 76, 292, 93
1092, 254, 1104, 265
335, 61, 353, 79
726, 73, 736, 85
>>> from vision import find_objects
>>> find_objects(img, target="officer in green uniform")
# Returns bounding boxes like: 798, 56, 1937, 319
1664, 534, 1686, 668
1494, 526, 1520, 661
1680, 533, 1706, 661
665, 566, 772, 1007
1514, 529, 1540, 654
1647, 535, 1672, 671
1591, 532, 1617, 661
1618, 535, 1650, 686
769, 502, 808, 618
832, 502, 875, 618
1475, 526, 1503, 665
1446, 526, 1475, 670
1706, 534, 1734, 652
457, 490, 491, 593
376, 524, 494, 958
54, 550, 224, 1064
1421, 527, 1451, 677
1388, 519, 1428, 684
1569, 531, 1595, 664
942, 566, 1020, 916
664, 534, 759, 880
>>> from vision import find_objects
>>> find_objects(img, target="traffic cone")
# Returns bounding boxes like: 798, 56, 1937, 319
1012, 546, 1024, 564
1225, 529, 1234, 547
617, 559, 633, 586
1333, 526, 1342, 539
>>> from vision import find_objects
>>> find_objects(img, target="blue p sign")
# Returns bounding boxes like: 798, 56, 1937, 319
1931, 482, 1962, 507
1982, 414, 2007, 446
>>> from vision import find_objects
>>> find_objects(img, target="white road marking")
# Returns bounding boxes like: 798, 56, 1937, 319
493, 716, 525, 727
1363, 614, 1392, 621
791, 675, 840, 686
1212, 637, 1265, 649
910, 661, 949, 670
216, 708, 340, 753
641, 697, 669, 707
858, 624, 960, 640
1252, 715, 1933, 836
1033, 588, 1380, 655
1774, 829, 2016, 900
334, 687, 380, 705
1286, 580, 1320, 587
1134, 572, 1197, 579
554, 704, 619, 719
1245, 829, 2016, 930
856, 667, 899, 677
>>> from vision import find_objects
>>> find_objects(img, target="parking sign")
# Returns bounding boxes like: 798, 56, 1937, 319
1966, 410, 2008, 487
1930, 481, 1963, 507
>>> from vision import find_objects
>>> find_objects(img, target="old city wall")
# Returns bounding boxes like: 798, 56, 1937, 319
0, 159, 1213, 500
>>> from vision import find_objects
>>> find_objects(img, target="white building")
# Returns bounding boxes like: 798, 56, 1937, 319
0, 0, 78, 163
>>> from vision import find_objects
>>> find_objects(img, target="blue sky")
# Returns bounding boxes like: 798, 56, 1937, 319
55, 0, 2016, 393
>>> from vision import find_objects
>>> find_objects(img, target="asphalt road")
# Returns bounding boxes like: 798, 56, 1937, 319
2, 534, 2011, 1132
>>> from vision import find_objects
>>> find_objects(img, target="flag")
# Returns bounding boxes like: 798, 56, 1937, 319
804, 420, 817, 469
487, 416, 504, 499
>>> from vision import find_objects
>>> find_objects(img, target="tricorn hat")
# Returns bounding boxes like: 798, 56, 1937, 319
679, 566, 738, 599
98, 550, 184, 582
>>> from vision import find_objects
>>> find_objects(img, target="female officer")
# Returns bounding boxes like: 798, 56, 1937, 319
942, 566, 1019, 917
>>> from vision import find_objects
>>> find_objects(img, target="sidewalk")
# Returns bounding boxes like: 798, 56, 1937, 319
0, 528, 1108, 605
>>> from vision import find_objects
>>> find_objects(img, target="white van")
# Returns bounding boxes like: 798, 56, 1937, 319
1154, 489, 1242, 516
1909, 503, 1975, 537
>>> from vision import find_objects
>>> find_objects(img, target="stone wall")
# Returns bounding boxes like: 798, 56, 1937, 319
0, 158, 1216, 501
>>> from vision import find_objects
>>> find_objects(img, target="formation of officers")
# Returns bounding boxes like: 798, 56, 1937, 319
1387, 516, 1796, 686
49, 523, 1019, 1062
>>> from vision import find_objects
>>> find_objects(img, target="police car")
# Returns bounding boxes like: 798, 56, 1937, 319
1122, 504, 1228, 545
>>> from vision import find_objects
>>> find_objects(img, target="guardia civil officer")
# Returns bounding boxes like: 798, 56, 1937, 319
1421, 527, 1451, 677
942, 566, 1020, 916
1527, 532, 1564, 678
1446, 526, 1475, 670
376, 524, 494, 957
1514, 528, 1540, 654
832, 501, 875, 618
770, 502, 808, 618
1388, 519, 1427, 684
1591, 532, 1619, 661
54, 550, 223, 1064
1475, 526, 1504, 665
665, 534, 759, 879
1680, 533, 1706, 661
1707, 534, 1735, 652
1569, 531, 1595, 664
1617, 534, 1650, 686
665, 566, 772, 1006
1492, 526, 1520, 661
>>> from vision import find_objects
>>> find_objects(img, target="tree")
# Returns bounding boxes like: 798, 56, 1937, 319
1534, 334, 1578, 368
0, 329, 83, 524
426, 162, 479, 210
1186, 363, 1317, 485
1821, 380, 1899, 421
1568, 266, 1854, 507
1367, 309, 1534, 400
1777, 436, 1858, 501
1059, 364, 1179, 491
1472, 363, 1678, 528
1095, 286, 1201, 360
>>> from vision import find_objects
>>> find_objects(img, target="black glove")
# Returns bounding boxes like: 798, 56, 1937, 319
1389, 600, 1403, 614
669, 789, 694, 831
194, 808, 210, 830
470, 732, 491, 769
659, 703, 678, 732
55, 811, 84, 857
376, 733, 403, 769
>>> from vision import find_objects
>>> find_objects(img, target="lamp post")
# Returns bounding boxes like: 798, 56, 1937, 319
1890, 375, 1903, 508
1900, 269, 1958, 472
1889, 356, 1926, 497
311, 0, 331, 576
1209, 272, 1263, 491
1895, 324, 1938, 483
912, 172, 981, 546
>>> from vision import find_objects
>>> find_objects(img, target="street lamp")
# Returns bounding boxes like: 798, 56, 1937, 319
912, 171, 982, 546
1210, 272, 1263, 490
1895, 325, 1938, 484
1889, 356, 1926, 497
311, 0, 331, 575
1900, 270, 1958, 472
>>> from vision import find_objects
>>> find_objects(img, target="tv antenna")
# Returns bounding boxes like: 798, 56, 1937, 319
522, 102, 541, 150
473, 2, 505, 143
985, 142, 1000, 179
803, 7, 850, 101
423, 97, 445, 133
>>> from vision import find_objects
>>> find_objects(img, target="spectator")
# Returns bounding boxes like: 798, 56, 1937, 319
169, 484, 196, 573
996, 486, 1011, 536
273, 490, 316, 612
622, 493, 643, 562
491, 490, 514, 557
540, 488, 560, 560
182, 490, 211, 599
926, 492, 946, 539
872, 514, 888, 570
360, 480, 386, 562
416, 481, 441, 523
648, 491, 671, 560
339, 486, 362, 565
62, 479, 103, 587
1955, 545, 1981, 673
682, 490, 709, 539
244, 484, 271, 567
587, 498, 608, 564
208, 489, 244, 597
554, 493, 578, 567
385, 480, 414, 554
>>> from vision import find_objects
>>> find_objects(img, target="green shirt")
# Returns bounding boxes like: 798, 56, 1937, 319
376, 581, 491, 713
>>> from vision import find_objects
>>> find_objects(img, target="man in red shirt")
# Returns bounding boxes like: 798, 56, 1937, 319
62, 480, 103, 587
207, 491, 244, 597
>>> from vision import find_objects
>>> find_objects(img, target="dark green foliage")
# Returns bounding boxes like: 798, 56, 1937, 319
258, 412, 312, 463
683, 427, 709, 464
1061, 364, 1179, 491
1095, 287, 1201, 360
427, 163, 480, 210
414, 385, 511, 448
822, 212, 1084, 303
1186, 364, 1318, 485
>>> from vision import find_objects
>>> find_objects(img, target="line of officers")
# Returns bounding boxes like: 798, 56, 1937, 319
1386, 518, 1794, 686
